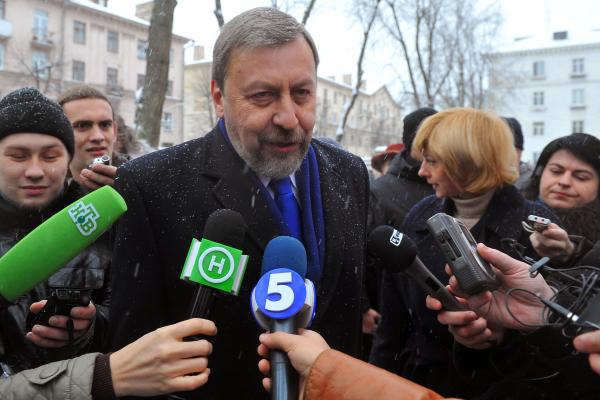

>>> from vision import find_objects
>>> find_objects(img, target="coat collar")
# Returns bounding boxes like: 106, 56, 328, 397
411, 185, 526, 239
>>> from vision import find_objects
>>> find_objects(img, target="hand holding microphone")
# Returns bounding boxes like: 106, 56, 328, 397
251, 236, 316, 400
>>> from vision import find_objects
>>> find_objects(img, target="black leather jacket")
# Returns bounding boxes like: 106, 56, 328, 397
0, 182, 111, 374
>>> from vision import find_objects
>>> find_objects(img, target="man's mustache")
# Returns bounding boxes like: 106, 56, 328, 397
259, 127, 307, 145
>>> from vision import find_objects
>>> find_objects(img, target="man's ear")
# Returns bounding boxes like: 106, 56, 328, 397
211, 80, 225, 118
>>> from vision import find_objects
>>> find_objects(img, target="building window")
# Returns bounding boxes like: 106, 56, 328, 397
107, 30, 119, 53
72, 60, 85, 81
533, 91, 544, 106
572, 120, 584, 133
572, 58, 584, 75
553, 31, 568, 40
167, 80, 173, 97
169, 48, 174, 65
106, 67, 118, 86
32, 51, 49, 79
162, 112, 173, 131
532, 122, 544, 136
0, 43, 4, 70
137, 39, 148, 60
0, 0, 5, 19
532, 151, 540, 165
572, 88, 585, 106
137, 74, 145, 90
533, 61, 545, 78
33, 10, 49, 41
73, 20, 86, 45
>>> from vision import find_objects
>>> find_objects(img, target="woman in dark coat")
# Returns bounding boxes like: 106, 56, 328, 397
370, 108, 556, 399
522, 133, 600, 266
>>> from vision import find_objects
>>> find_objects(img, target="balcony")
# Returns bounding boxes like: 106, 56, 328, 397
31, 29, 54, 48
0, 19, 12, 39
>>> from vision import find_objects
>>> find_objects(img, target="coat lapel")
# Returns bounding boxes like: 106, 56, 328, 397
311, 145, 349, 319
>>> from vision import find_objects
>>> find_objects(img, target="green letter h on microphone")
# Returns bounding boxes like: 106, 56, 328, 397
180, 238, 248, 295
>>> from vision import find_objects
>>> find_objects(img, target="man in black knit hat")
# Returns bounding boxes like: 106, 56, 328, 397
361, 107, 438, 358
0, 87, 110, 376
368, 107, 438, 231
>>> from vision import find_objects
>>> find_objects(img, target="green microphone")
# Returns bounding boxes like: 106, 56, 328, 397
0, 186, 127, 303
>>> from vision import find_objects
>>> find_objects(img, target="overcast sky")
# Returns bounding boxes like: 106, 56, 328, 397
109, 0, 600, 92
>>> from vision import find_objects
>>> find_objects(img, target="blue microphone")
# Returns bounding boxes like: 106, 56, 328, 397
251, 236, 316, 400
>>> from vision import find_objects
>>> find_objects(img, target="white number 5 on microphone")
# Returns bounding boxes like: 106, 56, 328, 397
265, 272, 294, 312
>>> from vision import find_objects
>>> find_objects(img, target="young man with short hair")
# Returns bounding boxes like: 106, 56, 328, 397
57, 85, 126, 190
0, 87, 110, 375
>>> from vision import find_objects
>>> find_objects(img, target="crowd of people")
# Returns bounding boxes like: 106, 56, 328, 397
0, 6, 599, 400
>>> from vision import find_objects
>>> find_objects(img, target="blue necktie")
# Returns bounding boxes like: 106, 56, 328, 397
270, 177, 302, 240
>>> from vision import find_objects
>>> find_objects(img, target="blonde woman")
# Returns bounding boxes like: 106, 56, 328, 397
370, 108, 556, 399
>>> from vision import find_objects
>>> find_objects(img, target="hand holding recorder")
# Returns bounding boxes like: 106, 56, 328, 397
526, 215, 575, 264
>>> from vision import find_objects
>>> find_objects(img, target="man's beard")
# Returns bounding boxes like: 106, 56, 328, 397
227, 122, 310, 179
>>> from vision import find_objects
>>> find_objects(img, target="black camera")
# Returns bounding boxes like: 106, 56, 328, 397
426, 213, 500, 295
88, 155, 110, 169
27, 288, 92, 331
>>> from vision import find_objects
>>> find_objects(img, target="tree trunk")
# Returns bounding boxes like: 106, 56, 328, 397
137, 0, 177, 148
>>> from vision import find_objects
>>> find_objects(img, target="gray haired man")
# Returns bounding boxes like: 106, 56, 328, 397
108, 7, 369, 399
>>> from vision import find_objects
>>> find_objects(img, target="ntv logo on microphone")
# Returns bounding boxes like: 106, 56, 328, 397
180, 238, 248, 295
67, 201, 100, 236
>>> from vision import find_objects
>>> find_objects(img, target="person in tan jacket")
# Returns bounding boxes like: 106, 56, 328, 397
257, 329, 459, 400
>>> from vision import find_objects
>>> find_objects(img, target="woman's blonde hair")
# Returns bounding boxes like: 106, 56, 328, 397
413, 107, 518, 195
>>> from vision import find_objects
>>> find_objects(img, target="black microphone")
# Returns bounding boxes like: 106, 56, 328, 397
368, 225, 466, 311
251, 236, 315, 400
181, 209, 247, 339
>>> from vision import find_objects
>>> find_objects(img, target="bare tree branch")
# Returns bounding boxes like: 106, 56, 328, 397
337, 0, 381, 141
301, 0, 317, 24
214, 0, 225, 28
383, 0, 420, 107
381, 0, 503, 109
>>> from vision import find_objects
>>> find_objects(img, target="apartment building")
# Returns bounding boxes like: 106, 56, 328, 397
184, 47, 403, 157
0, 0, 190, 147
489, 30, 600, 163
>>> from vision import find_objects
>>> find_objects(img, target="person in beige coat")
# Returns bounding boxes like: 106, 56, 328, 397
0, 319, 215, 399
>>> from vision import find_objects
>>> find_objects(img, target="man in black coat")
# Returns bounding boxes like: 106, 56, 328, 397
108, 7, 368, 399
363, 108, 437, 342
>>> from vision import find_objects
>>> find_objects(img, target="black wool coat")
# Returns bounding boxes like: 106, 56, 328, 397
368, 150, 433, 231
108, 127, 369, 399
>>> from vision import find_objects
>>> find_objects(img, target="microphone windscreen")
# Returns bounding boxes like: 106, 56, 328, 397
261, 236, 307, 278
367, 225, 418, 272
0, 186, 127, 302
203, 209, 246, 249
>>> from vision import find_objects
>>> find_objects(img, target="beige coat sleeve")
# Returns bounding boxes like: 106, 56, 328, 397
0, 352, 99, 400
304, 349, 461, 400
